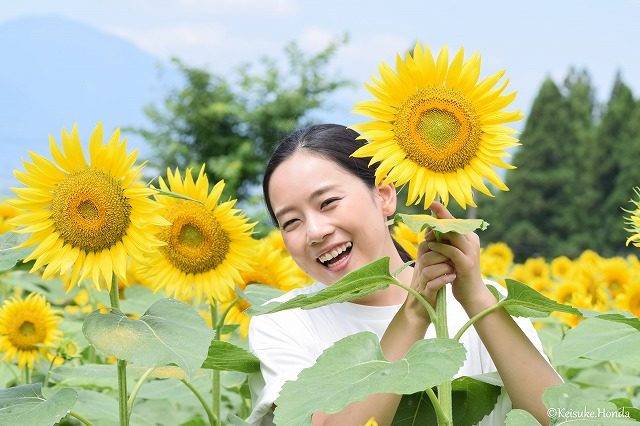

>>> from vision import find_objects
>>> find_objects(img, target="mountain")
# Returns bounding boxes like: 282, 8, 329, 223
0, 15, 177, 193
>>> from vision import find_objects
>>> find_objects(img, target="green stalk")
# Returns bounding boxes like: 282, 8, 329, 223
69, 411, 93, 426
453, 301, 504, 342
435, 285, 452, 424
42, 348, 61, 389
432, 228, 451, 424
389, 279, 438, 327
109, 275, 128, 426
425, 388, 451, 426
127, 367, 156, 420
210, 300, 221, 426
181, 379, 217, 426
23, 365, 31, 384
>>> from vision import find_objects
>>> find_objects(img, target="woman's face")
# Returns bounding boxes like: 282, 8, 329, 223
268, 150, 398, 285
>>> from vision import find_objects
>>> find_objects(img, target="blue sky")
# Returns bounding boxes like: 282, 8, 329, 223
1, 0, 639, 191
2, 0, 639, 121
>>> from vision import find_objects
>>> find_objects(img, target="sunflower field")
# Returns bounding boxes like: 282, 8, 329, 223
1, 42, 640, 426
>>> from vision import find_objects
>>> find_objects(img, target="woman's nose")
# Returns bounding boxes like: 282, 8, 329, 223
306, 214, 332, 245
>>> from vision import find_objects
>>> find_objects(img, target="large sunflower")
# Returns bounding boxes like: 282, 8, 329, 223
138, 166, 256, 303
0, 293, 63, 368
351, 42, 523, 209
10, 123, 168, 290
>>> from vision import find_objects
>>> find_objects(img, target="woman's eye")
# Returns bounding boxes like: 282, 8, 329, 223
281, 219, 298, 231
321, 197, 341, 209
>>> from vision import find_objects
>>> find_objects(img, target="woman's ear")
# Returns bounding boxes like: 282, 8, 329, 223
375, 182, 397, 217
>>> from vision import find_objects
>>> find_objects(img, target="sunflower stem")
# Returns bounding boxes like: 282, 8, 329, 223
69, 410, 93, 426
23, 365, 31, 384
181, 379, 217, 426
210, 299, 221, 426
435, 287, 452, 424
127, 367, 156, 421
43, 348, 61, 389
431, 228, 452, 424
109, 275, 128, 426
425, 387, 451, 426
389, 279, 437, 327
453, 300, 504, 342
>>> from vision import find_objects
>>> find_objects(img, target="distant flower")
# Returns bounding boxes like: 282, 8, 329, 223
351, 42, 522, 209
10, 123, 168, 290
0, 293, 62, 368
480, 242, 513, 278
625, 187, 640, 247
138, 166, 255, 303
0, 200, 20, 234
391, 221, 424, 260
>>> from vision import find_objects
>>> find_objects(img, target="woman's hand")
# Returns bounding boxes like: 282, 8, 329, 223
423, 202, 492, 311
403, 222, 456, 322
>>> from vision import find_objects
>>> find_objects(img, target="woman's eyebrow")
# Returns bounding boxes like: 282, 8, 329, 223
273, 185, 339, 220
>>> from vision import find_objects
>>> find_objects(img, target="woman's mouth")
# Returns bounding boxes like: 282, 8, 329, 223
317, 242, 352, 269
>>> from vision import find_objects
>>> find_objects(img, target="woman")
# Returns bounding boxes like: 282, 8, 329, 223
248, 124, 560, 425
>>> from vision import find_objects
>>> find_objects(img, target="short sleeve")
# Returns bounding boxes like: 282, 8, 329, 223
246, 312, 318, 426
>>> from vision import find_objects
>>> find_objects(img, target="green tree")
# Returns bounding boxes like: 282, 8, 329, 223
608, 84, 640, 252
481, 76, 583, 260
553, 69, 596, 255
586, 74, 637, 255
131, 37, 351, 201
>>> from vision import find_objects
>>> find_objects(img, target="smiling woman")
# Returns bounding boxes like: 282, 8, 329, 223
248, 124, 562, 426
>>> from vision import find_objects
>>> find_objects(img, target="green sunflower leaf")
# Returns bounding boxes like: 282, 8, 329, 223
273, 332, 466, 426
392, 374, 502, 426
236, 284, 285, 307
246, 257, 397, 316
553, 318, 640, 368
501, 279, 581, 318
542, 383, 639, 425
82, 298, 213, 379
0, 384, 77, 426
0, 232, 32, 272
395, 213, 489, 235
201, 340, 261, 373
609, 399, 640, 422
505, 409, 542, 425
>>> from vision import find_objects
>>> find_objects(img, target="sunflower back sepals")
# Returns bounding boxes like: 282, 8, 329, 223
349, 42, 523, 211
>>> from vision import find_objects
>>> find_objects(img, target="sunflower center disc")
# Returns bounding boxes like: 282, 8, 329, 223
11, 317, 46, 348
179, 224, 204, 248
51, 169, 132, 252
78, 200, 99, 220
417, 109, 460, 148
394, 87, 482, 173
162, 202, 231, 274
19, 321, 36, 336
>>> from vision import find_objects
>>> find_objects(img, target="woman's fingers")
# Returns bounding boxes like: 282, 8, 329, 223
418, 250, 449, 266
419, 262, 455, 285
425, 273, 456, 292
428, 201, 455, 219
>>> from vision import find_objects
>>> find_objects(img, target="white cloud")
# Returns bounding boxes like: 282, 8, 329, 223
298, 26, 336, 52
177, 0, 299, 16
107, 24, 226, 58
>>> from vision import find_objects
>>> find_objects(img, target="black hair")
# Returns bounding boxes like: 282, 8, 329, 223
262, 124, 413, 263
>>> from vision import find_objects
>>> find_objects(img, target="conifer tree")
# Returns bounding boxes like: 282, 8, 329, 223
482, 71, 597, 259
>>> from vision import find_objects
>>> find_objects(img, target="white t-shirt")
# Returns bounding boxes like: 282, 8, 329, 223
247, 282, 547, 425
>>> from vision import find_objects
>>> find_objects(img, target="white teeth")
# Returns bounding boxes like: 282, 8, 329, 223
318, 242, 352, 264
